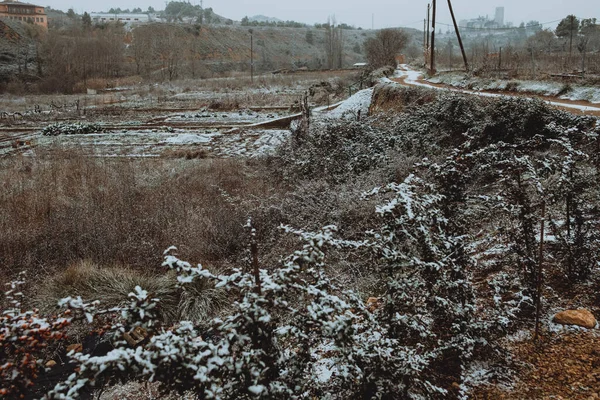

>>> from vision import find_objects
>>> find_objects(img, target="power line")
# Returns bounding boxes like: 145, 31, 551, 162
435, 18, 563, 31
374, 17, 565, 31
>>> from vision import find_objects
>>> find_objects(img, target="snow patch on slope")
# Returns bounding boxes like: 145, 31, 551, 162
327, 88, 374, 119
163, 133, 219, 144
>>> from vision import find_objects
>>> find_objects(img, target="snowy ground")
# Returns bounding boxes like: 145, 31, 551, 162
423, 70, 600, 105
0, 76, 377, 159
324, 88, 374, 120
162, 109, 285, 125
29, 126, 290, 158
394, 65, 600, 114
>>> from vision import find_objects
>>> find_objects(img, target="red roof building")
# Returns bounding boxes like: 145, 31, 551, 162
0, 0, 47, 29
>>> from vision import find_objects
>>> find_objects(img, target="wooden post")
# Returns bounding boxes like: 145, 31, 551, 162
426, 4, 430, 66
581, 40, 587, 77
426, 3, 430, 50
424, 18, 427, 66
534, 202, 545, 342
248, 219, 261, 295
499, 46, 502, 70
447, 0, 468, 72
531, 48, 536, 78
249, 29, 254, 83
430, 0, 436, 74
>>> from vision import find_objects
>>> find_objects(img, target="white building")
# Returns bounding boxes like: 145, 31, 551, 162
90, 13, 155, 26
494, 7, 505, 27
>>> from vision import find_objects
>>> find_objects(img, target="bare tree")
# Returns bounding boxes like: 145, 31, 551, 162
324, 16, 343, 69
364, 28, 410, 69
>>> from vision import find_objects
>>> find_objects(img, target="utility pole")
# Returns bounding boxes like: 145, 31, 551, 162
447, 0, 468, 71
425, 4, 430, 66
568, 15, 575, 68
423, 19, 427, 65
430, 0, 436, 74
249, 29, 254, 83
426, 4, 430, 50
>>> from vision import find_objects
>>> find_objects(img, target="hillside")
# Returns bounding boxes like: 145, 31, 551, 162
0, 20, 38, 84
2, 71, 600, 398
166, 25, 373, 71
0, 19, 425, 92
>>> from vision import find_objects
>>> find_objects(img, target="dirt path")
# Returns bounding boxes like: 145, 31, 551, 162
391, 65, 600, 118
475, 331, 600, 399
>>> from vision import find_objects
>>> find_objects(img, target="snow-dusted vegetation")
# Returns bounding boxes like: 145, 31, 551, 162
428, 73, 600, 104
2, 83, 600, 399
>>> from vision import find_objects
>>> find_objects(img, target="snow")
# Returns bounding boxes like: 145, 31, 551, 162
163, 133, 219, 145
395, 65, 600, 114
516, 81, 563, 96
505, 329, 532, 343
252, 130, 290, 155
326, 88, 374, 119
561, 86, 600, 104
165, 110, 281, 125
313, 357, 337, 383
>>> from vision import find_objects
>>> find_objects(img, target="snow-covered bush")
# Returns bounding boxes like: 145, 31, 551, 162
41, 188, 506, 400
278, 119, 394, 183
41, 122, 103, 136
0, 273, 70, 398
46, 227, 367, 399
546, 131, 599, 281
358, 174, 491, 399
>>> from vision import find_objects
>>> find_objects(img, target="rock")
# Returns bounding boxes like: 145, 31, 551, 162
123, 326, 148, 347
366, 297, 381, 313
553, 309, 597, 329
45, 360, 57, 368
66, 343, 83, 353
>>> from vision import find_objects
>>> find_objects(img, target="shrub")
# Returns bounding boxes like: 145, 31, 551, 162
36, 260, 230, 326
0, 274, 70, 398
41, 122, 103, 136
278, 119, 394, 183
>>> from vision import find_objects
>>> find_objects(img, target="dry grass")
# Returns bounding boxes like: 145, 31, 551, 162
35, 260, 179, 322
174, 70, 360, 92
35, 260, 229, 325
162, 148, 210, 160
0, 150, 276, 283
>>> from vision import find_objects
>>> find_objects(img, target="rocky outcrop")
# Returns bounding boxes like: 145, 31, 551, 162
552, 309, 597, 329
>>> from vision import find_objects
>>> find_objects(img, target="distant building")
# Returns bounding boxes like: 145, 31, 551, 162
0, 0, 47, 29
459, 6, 506, 31
90, 12, 154, 27
494, 7, 505, 27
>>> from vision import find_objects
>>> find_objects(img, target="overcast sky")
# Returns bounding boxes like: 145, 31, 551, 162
42, 0, 596, 30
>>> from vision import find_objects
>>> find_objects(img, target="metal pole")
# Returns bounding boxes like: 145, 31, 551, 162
249, 29, 254, 83
430, 0, 436, 74
447, 0, 468, 71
